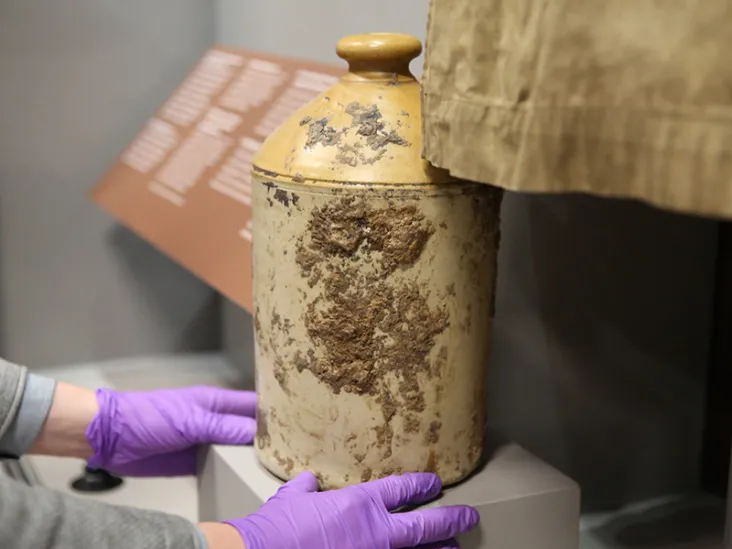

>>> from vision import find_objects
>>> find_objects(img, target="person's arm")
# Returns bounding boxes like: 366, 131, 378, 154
0, 359, 240, 549
0, 355, 95, 459
0, 358, 56, 458
0, 474, 209, 549
27, 380, 97, 458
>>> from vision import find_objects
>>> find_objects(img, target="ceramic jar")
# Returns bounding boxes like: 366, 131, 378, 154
251, 33, 502, 490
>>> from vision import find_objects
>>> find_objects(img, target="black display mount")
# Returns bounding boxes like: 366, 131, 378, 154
70, 466, 124, 493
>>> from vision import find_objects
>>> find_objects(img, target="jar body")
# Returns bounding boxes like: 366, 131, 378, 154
252, 175, 502, 489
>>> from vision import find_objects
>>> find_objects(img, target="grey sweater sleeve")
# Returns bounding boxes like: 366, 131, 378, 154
0, 361, 57, 457
0, 475, 207, 549
0, 359, 208, 549
0, 358, 33, 453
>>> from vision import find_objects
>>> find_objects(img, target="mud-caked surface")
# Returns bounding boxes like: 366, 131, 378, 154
254, 180, 504, 487
305, 118, 342, 148
255, 304, 297, 397
307, 197, 435, 273
289, 196, 447, 464
302, 102, 410, 168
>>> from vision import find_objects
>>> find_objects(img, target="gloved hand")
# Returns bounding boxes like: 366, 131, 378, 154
224, 471, 479, 549
85, 387, 257, 476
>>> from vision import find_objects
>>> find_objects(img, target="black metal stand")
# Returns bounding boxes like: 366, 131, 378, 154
70, 466, 124, 493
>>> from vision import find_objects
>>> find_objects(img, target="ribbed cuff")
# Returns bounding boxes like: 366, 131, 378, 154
0, 373, 57, 456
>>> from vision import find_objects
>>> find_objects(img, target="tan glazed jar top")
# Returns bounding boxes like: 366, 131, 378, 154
252, 33, 455, 185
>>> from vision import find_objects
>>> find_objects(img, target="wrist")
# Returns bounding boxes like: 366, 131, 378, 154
29, 382, 98, 459
197, 523, 246, 549
0, 373, 56, 457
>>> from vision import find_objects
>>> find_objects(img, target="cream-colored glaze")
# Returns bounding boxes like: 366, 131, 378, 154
252, 33, 453, 185
251, 33, 502, 489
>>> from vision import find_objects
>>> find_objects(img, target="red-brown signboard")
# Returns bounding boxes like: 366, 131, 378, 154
91, 46, 344, 311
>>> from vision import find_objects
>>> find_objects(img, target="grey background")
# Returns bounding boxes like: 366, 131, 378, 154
0, 0, 719, 511
0, 0, 220, 366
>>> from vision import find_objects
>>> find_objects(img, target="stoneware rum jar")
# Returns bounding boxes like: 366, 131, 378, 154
251, 33, 502, 490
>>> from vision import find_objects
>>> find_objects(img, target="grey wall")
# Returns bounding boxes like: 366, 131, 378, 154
222, 297, 255, 389
216, 0, 428, 70
0, 1, 220, 367
490, 194, 715, 510
216, 0, 718, 510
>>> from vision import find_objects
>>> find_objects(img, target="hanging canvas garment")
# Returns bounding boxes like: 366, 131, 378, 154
421, 0, 732, 218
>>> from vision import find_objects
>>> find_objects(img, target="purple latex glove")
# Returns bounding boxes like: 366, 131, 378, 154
225, 471, 479, 549
86, 386, 257, 476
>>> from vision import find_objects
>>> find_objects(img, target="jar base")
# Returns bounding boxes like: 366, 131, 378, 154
255, 446, 484, 492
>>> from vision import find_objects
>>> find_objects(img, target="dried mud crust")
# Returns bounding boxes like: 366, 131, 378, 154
256, 184, 503, 485
255, 304, 297, 397
305, 197, 435, 273
290, 196, 448, 467
302, 102, 410, 168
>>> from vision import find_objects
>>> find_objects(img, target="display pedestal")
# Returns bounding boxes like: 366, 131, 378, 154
580, 494, 724, 549
198, 432, 581, 549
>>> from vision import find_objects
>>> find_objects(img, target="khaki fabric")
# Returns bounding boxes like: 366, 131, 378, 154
421, 0, 732, 218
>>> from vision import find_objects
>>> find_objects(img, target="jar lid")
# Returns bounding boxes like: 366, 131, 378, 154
252, 33, 455, 186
